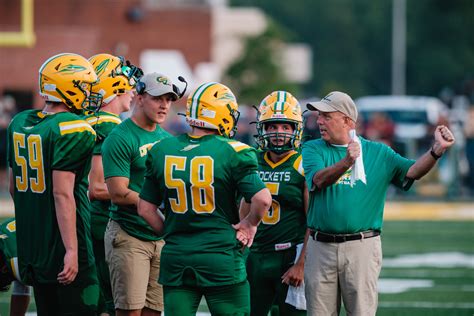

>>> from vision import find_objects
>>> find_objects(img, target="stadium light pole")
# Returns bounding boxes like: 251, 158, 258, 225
391, 0, 406, 95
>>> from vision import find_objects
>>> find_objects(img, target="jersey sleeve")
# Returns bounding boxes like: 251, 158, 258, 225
86, 115, 121, 155
383, 144, 416, 190
302, 141, 325, 191
228, 143, 266, 202
139, 145, 164, 206
52, 120, 96, 171
102, 132, 133, 179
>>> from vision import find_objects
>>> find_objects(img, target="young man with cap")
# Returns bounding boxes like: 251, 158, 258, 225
102, 72, 178, 316
301, 91, 455, 316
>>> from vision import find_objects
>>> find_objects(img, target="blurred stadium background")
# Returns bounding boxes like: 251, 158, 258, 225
0, 0, 473, 315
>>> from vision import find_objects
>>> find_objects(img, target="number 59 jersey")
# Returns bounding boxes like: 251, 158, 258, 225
7, 109, 96, 284
140, 133, 266, 287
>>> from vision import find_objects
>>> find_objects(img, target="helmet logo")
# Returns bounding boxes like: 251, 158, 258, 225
216, 92, 236, 102
94, 59, 110, 77
55, 64, 87, 74
156, 76, 171, 86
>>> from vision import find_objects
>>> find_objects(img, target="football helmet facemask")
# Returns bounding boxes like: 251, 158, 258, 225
186, 82, 240, 138
39, 53, 101, 113
256, 91, 303, 153
89, 54, 143, 108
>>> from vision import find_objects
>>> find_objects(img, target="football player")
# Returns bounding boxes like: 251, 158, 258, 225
0, 218, 32, 316
7, 53, 100, 315
137, 82, 272, 315
86, 53, 143, 316
242, 91, 309, 315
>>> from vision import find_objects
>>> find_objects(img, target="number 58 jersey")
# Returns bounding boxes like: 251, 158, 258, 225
140, 133, 266, 287
7, 109, 96, 284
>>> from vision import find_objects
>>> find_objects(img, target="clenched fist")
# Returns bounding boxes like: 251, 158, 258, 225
432, 125, 455, 156
344, 139, 360, 166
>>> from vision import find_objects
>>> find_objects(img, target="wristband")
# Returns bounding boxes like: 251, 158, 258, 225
430, 147, 441, 160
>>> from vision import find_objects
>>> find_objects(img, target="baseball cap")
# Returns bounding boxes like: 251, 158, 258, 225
139, 72, 179, 100
307, 91, 358, 122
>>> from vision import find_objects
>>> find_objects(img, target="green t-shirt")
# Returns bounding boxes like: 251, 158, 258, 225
102, 118, 171, 241
140, 134, 266, 287
251, 151, 306, 252
85, 111, 122, 240
0, 218, 20, 281
302, 137, 415, 234
7, 109, 96, 284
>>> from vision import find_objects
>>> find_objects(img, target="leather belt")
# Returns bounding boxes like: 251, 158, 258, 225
310, 230, 380, 243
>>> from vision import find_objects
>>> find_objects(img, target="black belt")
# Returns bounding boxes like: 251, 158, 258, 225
310, 230, 380, 243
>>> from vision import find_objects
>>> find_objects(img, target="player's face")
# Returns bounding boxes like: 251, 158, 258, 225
117, 89, 134, 113
317, 111, 351, 144
142, 93, 173, 124
265, 123, 294, 146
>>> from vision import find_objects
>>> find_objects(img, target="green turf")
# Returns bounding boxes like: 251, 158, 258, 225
0, 220, 472, 315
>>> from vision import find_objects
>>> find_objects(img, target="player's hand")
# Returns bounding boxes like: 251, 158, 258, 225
57, 250, 78, 285
232, 218, 258, 248
433, 125, 455, 154
281, 262, 304, 287
344, 139, 360, 166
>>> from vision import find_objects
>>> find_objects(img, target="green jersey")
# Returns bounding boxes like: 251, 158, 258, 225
85, 111, 122, 240
140, 134, 266, 287
102, 118, 171, 241
0, 218, 20, 281
302, 137, 415, 234
252, 151, 306, 252
7, 109, 96, 284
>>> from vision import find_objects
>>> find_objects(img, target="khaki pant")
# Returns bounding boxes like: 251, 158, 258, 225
304, 235, 382, 316
104, 220, 164, 311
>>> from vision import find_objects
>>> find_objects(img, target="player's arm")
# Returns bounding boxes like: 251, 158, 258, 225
105, 177, 139, 207
88, 155, 110, 201
233, 187, 272, 248
282, 182, 309, 287
406, 125, 455, 180
10, 281, 31, 316
137, 199, 164, 235
238, 198, 251, 220
52, 170, 78, 285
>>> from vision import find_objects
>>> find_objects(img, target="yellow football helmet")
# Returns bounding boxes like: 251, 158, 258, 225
186, 82, 240, 138
39, 53, 101, 112
256, 91, 303, 153
89, 54, 143, 106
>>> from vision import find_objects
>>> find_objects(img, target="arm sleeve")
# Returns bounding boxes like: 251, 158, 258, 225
52, 130, 96, 171
302, 142, 325, 191
139, 146, 164, 206
102, 133, 133, 179
231, 148, 266, 202
92, 121, 118, 155
384, 144, 416, 190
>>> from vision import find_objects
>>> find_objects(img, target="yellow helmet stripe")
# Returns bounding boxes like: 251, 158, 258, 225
190, 82, 217, 119
38, 53, 73, 95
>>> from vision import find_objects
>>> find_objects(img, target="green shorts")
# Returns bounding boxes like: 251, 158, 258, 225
163, 281, 250, 315
32, 265, 99, 316
247, 248, 306, 316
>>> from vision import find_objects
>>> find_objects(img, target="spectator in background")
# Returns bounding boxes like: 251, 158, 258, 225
364, 112, 395, 148
464, 107, 474, 194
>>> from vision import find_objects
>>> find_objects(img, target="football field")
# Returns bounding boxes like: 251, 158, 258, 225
0, 205, 473, 315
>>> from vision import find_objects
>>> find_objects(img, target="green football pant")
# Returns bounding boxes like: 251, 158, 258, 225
163, 280, 250, 315
32, 266, 99, 316
92, 224, 115, 315
247, 248, 306, 316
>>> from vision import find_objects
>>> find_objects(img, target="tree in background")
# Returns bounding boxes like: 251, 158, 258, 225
224, 22, 299, 105
231, 0, 474, 100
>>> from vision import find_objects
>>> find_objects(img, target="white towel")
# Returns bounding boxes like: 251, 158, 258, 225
285, 243, 306, 310
349, 129, 366, 186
